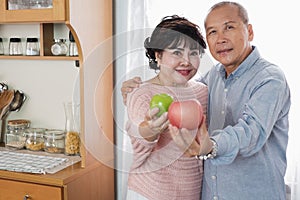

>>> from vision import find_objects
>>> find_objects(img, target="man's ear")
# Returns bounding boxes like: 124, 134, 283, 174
247, 24, 254, 42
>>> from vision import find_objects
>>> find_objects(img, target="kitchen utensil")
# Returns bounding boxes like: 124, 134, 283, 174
9, 90, 26, 112
0, 82, 8, 93
0, 90, 14, 146
0, 90, 14, 118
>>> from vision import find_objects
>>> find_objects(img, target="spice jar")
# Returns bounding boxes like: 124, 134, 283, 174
51, 39, 68, 56
6, 119, 31, 149
25, 128, 45, 151
0, 37, 4, 55
68, 31, 78, 56
26, 37, 39, 56
9, 37, 23, 55
44, 129, 65, 153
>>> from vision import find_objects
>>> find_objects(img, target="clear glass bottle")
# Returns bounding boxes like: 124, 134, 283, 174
9, 37, 23, 55
51, 39, 68, 56
26, 37, 39, 56
6, 119, 31, 149
64, 102, 80, 156
68, 31, 78, 56
0, 37, 4, 55
44, 129, 65, 153
25, 128, 45, 151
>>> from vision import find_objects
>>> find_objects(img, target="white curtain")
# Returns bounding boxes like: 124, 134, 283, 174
114, 1, 155, 199
114, 1, 300, 200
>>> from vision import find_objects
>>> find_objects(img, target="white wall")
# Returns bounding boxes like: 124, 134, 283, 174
0, 23, 79, 129
0, 59, 79, 129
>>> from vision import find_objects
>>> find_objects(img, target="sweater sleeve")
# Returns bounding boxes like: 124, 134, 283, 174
126, 86, 158, 169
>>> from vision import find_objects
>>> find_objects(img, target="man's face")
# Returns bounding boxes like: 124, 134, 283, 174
204, 5, 253, 74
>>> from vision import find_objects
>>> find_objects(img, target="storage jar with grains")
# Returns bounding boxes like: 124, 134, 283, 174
44, 129, 65, 153
64, 102, 80, 156
6, 119, 30, 149
25, 128, 45, 151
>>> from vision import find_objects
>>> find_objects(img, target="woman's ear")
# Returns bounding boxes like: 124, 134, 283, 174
155, 52, 162, 61
155, 52, 163, 67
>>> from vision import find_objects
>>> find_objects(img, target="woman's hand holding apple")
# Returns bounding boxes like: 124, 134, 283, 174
139, 107, 170, 142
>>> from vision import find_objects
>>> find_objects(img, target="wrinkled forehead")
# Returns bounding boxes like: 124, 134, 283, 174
205, 5, 240, 29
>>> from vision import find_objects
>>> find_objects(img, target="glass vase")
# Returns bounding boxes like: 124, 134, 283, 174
64, 102, 80, 156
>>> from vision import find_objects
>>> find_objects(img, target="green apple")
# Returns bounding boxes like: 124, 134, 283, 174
150, 93, 174, 117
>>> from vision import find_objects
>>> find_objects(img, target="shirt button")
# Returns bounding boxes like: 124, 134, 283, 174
221, 111, 225, 114
211, 175, 217, 180
213, 196, 218, 200
224, 88, 228, 92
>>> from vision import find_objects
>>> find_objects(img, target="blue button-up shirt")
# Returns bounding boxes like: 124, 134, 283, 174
199, 47, 291, 200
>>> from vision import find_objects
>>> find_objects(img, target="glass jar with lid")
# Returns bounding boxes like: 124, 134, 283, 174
9, 37, 23, 55
6, 119, 31, 149
0, 37, 4, 55
26, 37, 39, 56
51, 39, 68, 56
44, 129, 65, 153
25, 128, 45, 151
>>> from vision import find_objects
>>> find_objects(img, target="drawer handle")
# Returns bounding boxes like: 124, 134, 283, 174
24, 194, 31, 200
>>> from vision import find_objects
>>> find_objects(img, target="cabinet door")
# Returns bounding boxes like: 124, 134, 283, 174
0, 0, 66, 23
0, 179, 62, 200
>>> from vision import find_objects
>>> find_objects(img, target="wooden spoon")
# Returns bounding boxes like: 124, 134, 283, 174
0, 90, 14, 146
0, 90, 14, 119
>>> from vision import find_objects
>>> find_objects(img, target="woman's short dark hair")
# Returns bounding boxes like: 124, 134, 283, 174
144, 15, 206, 70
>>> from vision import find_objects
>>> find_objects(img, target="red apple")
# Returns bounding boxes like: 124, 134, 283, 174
168, 99, 203, 130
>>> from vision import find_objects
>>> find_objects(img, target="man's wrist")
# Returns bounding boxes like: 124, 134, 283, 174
195, 139, 218, 160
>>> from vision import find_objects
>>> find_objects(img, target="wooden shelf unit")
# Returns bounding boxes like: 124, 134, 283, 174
0, 0, 115, 199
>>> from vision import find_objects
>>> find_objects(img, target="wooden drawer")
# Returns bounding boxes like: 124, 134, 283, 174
0, 179, 62, 200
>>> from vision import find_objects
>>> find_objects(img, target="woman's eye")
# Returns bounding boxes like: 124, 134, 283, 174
173, 51, 182, 56
190, 51, 199, 56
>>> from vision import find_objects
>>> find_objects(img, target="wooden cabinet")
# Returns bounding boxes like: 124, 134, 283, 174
0, 0, 67, 23
0, 0, 114, 199
0, 179, 62, 200
0, 155, 115, 200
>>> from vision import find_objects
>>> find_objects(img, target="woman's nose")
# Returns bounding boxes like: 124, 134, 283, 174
181, 54, 191, 66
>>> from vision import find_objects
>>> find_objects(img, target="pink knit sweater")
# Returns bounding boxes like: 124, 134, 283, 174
126, 81, 208, 200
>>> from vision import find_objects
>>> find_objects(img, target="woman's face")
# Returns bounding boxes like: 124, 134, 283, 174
156, 43, 201, 87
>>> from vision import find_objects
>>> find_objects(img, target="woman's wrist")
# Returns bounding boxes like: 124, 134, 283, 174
139, 121, 160, 142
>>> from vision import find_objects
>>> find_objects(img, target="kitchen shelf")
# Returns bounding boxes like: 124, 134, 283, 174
0, 23, 79, 59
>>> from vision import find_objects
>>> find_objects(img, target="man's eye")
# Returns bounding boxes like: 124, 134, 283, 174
208, 30, 216, 36
226, 25, 234, 30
